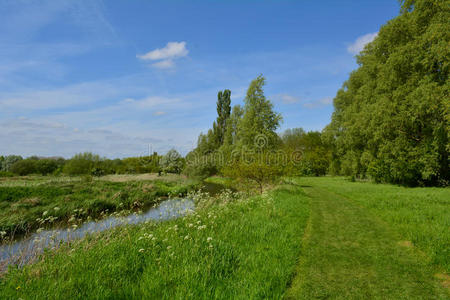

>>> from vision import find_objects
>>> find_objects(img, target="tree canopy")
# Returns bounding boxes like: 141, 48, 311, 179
325, 0, 449, 185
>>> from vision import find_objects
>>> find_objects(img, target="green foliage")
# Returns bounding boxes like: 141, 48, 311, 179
223, 152, 283, 193
63, 152, 102, 175
159, 149, 183, 174
237, 75, 282, 150
10, 158, 60, 176
0, 155, 22, 171
223, 104, 244, 147
10, 159, 36, 176
326, 0, 449, 186
214, 89, 232, 145
281, 128, 331, 176
186, 75, 284, 188
184, 152, 219, 179
0, 171, 14, 177
118, 153, 160, 174
0, 175, 197, 236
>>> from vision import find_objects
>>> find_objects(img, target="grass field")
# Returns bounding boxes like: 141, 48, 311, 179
0, 174, 198, 238
287, 177, 449, 299
0, 176, 449, 299
300, 177, 450, 274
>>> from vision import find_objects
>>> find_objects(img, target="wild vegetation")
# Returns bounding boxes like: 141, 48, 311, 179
0, 150, 183, 178
0, 184, 310, 298
0, 175, 198, 238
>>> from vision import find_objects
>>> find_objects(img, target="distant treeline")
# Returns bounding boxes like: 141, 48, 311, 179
0, 150, 184, 177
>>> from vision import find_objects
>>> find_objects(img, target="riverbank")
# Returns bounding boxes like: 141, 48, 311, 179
0, 174, 199, 239
0, 184, 310, 298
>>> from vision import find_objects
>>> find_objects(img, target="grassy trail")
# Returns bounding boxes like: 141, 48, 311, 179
287, 181, 447, 299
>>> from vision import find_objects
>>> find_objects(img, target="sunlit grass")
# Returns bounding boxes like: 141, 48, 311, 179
0, 184, 310, 298
300, 177, 450, 273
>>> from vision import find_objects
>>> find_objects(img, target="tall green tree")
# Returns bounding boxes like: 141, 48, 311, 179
327, 0, 449, 185
214, 89, 232, 145
223, 105, 244, 147
237, 75, 282, 150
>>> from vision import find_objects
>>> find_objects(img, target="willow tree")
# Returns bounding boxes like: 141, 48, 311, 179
326, 0, 449, 185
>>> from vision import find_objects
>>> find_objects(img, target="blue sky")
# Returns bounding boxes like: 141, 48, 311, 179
0, 0, 399, 158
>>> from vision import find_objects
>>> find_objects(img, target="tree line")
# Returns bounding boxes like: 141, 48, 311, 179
0, 150, 183, 177
186, 0, 449, 187
323, 0, 449, 186
185, 75, 330, 192
1, 0, 447, 187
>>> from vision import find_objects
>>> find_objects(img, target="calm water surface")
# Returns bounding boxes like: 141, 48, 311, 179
0, 198, 194, 271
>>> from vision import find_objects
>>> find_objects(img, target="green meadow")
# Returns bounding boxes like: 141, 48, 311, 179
0, 176, 448, 299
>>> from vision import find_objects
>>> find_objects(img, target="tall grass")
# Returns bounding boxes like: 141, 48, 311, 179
0, 185, 310, 298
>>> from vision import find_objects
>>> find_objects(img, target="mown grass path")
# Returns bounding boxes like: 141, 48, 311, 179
287, 180, 448, 299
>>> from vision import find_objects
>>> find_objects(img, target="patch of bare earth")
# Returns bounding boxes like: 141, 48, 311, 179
435, 273, 450, 290
397, 240, 413, 248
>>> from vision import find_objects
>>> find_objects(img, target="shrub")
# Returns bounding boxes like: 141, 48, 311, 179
160, 149, 183, 174
0, 171, 14, 177
10, 159, 37, 176
63, 152, 102, 175
1, 155, 23, 171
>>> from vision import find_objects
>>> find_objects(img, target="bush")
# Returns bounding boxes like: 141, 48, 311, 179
35, 159, 59, 175
160, 149, 183, 174
223, 152, 282, 193
10, 159, 37, 176
1, 155, 23, 171
184, 152, 218, 179
0, 171, 14, 177
63, 152, 102, 175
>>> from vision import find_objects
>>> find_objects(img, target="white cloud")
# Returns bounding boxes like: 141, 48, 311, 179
275, 94, 301, 104
153, 111, 166, 116
137, 41, 188, 61
347, 32, 378, 55
120, 96, 179, 109
303, 97, 333, 109
152, 59, 175, 69
137, 41, 188, 68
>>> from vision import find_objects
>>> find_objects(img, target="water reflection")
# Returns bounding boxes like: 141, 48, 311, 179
0, 198, 194, 271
